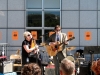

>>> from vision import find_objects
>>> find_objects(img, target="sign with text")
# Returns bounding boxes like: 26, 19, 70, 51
85, 31, 91, 40
12, 31, 18, 40
31, 31, 37, 40
67, 31, 74, 39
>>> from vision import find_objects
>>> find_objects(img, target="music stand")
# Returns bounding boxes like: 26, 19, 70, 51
84, 46, 100, 61
84, 46, 100, 75
84, 46, 99, 54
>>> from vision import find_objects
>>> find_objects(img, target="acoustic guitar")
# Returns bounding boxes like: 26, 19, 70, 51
45, 36, 75, 56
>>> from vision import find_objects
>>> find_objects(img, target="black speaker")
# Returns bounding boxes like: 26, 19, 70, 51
77, 66, 92, 75
0, 61, 13, 73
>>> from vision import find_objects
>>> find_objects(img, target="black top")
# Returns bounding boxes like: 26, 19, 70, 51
22, 39, 42, 67
22, 39, 30, 65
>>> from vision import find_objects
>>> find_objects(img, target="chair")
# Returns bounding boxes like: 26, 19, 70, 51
10, 49, 22, 66
10, 49, 22, 74
10, 54, 22, 73
10, 54, 22, 66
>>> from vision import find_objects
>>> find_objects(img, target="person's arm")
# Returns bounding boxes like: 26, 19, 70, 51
23, 45, 37, 53
64, 33, 69, 45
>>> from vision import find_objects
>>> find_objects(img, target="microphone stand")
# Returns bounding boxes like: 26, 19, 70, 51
88, 50, 94, 75
55, 41, 60, 75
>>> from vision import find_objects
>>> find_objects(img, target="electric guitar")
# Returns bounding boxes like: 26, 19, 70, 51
45, 36, 75, 56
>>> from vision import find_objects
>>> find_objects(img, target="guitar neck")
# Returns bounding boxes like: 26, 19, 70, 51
58, 37, 75, 46
58, 42, 65, 46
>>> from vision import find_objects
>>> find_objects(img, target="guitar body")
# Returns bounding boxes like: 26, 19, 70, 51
45, 45, 57, 56
45, 37, 75, 56
52, 42, 62, 51
45, 41, 63, 56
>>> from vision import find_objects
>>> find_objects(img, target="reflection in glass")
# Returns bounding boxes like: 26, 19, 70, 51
27, 29, 42, 45
44, 0, 60, 9
26, 0, 42, 9
44, 30, 55, 42
44, 11, 60, 27
26, 11, 42, 27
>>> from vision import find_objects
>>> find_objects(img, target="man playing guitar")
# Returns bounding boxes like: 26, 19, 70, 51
46, 25, 69, 75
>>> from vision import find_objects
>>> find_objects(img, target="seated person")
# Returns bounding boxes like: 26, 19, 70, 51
60, 58, 75, 75
21, 63, 41, 75
91, 59, 100, 75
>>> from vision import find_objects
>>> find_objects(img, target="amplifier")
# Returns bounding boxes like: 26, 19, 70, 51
77, 66, 89, 75
0, 61, 13, 73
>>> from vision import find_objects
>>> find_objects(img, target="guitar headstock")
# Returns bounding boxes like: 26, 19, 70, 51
68, 36, 75, 41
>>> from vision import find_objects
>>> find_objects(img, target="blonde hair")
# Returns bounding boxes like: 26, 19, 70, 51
60, 58, 75, 75
23, 31, 31, 38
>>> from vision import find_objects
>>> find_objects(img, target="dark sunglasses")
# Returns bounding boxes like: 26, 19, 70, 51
27, 34, 30, 36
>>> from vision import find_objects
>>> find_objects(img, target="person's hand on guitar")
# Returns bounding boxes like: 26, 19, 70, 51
29, 44, 40, 58
49, 42, 59, 51
34, 45, 38, 50
65, 41, 69, 45
49, 42, 56, 46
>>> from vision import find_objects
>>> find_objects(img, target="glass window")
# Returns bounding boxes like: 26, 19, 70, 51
26, 11, 42, 27
44, 0, 60, 9
44, 11, 60, 27
26, 0, 42, 9
44, 29, 55, 42
27, 29, 42, 45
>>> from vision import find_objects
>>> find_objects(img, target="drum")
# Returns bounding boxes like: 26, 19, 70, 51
66, 56, 75, 63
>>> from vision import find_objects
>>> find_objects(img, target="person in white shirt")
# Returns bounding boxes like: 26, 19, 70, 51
46, 25, 69, 75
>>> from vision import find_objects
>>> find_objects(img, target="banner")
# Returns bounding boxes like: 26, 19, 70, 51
85, 31, 91, 40
12, 30, 18, 40
49, 31, 55, 37
31, 31, 37, 40
67, 31, 74, 39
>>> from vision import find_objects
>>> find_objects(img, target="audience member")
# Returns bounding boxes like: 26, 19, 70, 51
91, 59, 100, 75
60, 58, 75, 75
21, 63, 41, 75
